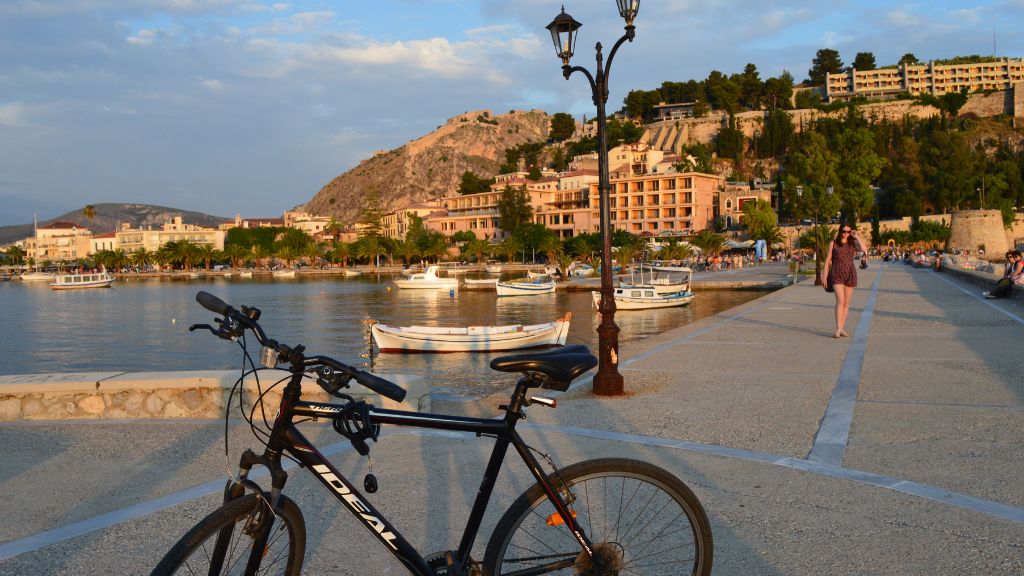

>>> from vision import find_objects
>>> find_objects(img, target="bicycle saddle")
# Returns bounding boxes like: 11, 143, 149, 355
490, 344, 598, 391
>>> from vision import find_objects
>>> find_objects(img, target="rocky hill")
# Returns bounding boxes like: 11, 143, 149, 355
0, 203, 227, 246
303, 109, 552, 224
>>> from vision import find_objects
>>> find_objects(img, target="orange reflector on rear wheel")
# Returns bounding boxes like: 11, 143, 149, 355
545, 509, 577, 526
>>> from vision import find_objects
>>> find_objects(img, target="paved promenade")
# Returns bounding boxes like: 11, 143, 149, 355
1, 262, 1022, 574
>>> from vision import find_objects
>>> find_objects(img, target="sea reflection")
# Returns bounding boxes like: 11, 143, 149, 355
0, 276, 766, 398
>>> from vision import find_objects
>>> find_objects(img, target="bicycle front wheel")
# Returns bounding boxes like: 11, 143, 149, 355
152, 493, 306, 576
483, 458, 712, 575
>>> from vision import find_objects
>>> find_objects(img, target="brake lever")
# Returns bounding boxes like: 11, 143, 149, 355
189, 323, 235, 340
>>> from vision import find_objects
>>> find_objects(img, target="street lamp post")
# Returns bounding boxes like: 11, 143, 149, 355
547, 1, 639, 395
796, 184, 833, 285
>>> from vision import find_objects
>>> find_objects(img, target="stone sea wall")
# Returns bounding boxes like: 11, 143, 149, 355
0, 370, 429, 421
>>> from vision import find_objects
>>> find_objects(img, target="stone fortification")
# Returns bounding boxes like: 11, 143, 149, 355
644, 100, 941, 155
948, 210, 1011, 255
0, 370, 428, 421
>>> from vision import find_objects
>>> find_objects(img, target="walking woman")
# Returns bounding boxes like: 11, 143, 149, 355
822, 223, 867, 338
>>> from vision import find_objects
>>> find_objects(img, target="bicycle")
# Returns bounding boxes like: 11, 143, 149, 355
152, 291, 713, 575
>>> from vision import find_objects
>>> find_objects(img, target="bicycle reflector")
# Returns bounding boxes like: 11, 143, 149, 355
261, 346, 279, 369
545, 509, 577, 527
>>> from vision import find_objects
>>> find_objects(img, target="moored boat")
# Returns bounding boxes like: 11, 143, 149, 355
496, 278, 556, 297
593, 286, 694, 310
371, 313, 572, 353
393, 265, 458, 290
629, 265, 692, 295
51, 271, 115, 290
464, 277, 499, 286
272, 270, 296, 279
18, 271, 55, 282
485, 264, 503, 274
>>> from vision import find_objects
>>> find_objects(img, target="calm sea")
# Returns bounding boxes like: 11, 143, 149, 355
0, 275, 766, 397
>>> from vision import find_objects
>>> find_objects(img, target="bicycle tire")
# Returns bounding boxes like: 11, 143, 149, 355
482, 458, 712, 576
151, 493, 306, 576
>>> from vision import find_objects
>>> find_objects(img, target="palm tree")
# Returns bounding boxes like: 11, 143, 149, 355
83, 205, 96, 222
355, 236, 385, 268
251, 244, 272, 269
394, 239, 421, 265
6, 246, 26, 265
539, 234, 562, 265
169, 240, 201, 271
130, 248, 153, 271
197, 244, 217, 270
690, 230, 726, 256
92, 249, 113, 270
222, 244, 248, 269
303, 243, 324, 268
499, 236, 523, 264
109, 248, 129, 272
463, 238, 490, 265
154, 245, 175, 271
615, 245, 639, 273
275, 245, 301, 269
331, 242, 352, 269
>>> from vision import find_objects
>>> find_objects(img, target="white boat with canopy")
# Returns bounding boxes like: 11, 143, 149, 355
592, 286, 694, 310
393, 265, 459, 290
51, 270, 115, 290
370, 313, 572, 353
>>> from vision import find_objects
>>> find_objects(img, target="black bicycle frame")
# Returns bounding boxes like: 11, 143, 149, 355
244, 370, 594, 576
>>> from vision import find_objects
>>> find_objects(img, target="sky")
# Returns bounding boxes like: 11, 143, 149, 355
1, 0, 1022, 226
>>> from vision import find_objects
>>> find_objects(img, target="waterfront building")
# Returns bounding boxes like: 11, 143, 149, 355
23, 221, 93, 263
825, 57, 1024, 102
601, 170, 722, 236
720, 183, 775, 228
116, 216, 225, 253
90, 231, 117, 253
218, 215, 285, 231
382, 200, 444, 240
283, 211, 332, 236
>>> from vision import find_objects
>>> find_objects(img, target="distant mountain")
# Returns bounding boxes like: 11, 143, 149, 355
0, 203, 228, 246
303, 109, 552, 225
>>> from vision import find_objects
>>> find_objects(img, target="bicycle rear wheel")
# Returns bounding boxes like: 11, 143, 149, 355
483, 458, 712, 575
152, 493, 305, 576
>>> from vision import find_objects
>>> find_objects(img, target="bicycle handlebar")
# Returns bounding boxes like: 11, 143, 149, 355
193, 291, 406, 403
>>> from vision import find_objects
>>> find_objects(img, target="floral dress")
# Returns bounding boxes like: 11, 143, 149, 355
828, 241, 858, 288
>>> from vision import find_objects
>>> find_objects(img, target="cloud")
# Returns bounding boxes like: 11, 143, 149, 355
200, 78, 227, 92
0, 102, 29, 127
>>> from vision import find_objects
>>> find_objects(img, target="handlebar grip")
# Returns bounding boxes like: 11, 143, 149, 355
196, 291, 233, 316
354, 371, 406, 403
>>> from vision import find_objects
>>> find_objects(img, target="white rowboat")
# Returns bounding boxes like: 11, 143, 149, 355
272, 270, 296, 279
496, 278, 556, 297
371, 313, 572, 353
464, 278, 499, 285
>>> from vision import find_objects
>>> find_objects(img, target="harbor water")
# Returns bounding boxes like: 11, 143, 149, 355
0, 275, 767, 398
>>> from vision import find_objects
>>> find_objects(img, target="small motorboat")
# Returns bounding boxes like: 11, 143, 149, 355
343, 269, 360, 277
464, 277, 499, 286
51, 270, 115, 290
485, 264, 503, 274
370, 313, 572, 353
496, 278, 556, 297
593, 286, 694, 310
393, 265, 458, 290
272, 270, 297, 279
18, 271, 55, 282
568, 263, 595, 277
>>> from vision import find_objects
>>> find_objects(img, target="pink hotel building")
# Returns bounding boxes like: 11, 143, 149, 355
387, 143, 723, 241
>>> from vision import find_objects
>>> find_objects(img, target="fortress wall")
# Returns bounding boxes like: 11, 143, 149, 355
962, 90, 1013, 117
948, 210, 1010, 254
